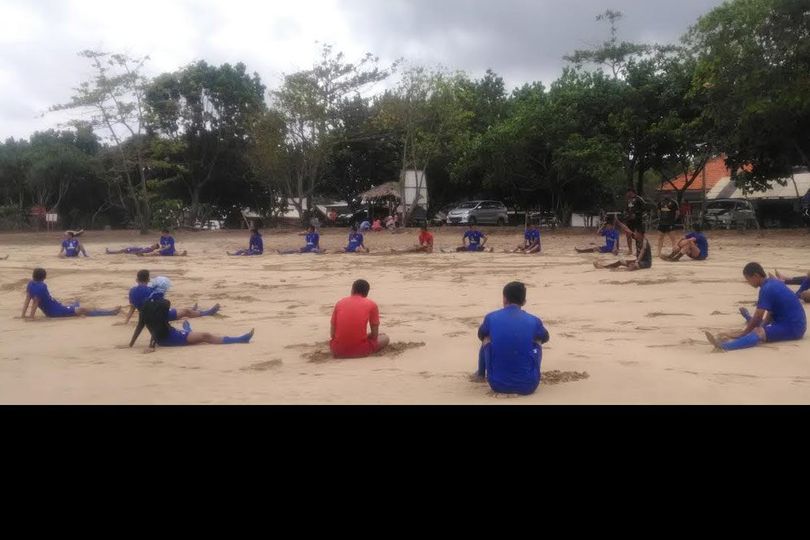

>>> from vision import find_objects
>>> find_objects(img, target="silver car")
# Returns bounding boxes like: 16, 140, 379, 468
447, 200, 509, 225
703, 199, 759, 230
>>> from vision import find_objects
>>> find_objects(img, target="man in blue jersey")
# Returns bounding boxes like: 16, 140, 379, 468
663, 225, 709, 262
278, 226, 324, 254
576, 217, 620, 254
593, 218, 652, 271
453, 224, 492, 252
705, 263, 807, 352
471, 282, 550, 395
138, 229, 187, 257
21, 268, 120, 320
123, 270, 220, 325
228, 228, 264, 256
129, 276, 252, 350
341, 226, 369, 254
59, 231, 89, 258
513, 224, 541, 254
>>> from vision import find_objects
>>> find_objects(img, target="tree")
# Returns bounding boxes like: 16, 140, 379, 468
376, 67, 473, 221
145, 61, 267, 224
270, 44, 396, 222
688, 0, 810, 192
51, 51, 153, 232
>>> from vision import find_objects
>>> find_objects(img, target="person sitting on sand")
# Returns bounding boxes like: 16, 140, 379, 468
449, 224, 492, 253
124, 271, 220, 325
705, 262, 807, 352
341, 226, 369, 254
21, 268, 120, 320
371, 219, 383, 232
129, 276, 253, 349
138, 229, 187, 257
513, 223, 541, 254
279, 226, 323, 254
106, 244, 158, 255
576, 217, 620, 255
228, 228, 264, 256
662, 225, 708, 262
388, 225, 434, 254
59, 231, 88, 258
359, 220, 371, 232
593, 218, 651, 271
471, 281, 550, 396
771, 269, 810, 304
329, 279, 390, 359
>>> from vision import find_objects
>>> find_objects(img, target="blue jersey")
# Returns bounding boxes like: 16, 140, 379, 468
464, 230, 485, 247
479, 305, 549, 395
62, 239, 80, 257
249, 234, 263, 254
129, 284, 152, 310
524, 228, 540, 244
601, 228, 619, 252
758, 279, 807, 329
159, 235, 176, 256
306, 233, 319, 248
686, 232, 709, 259
26, 280, 61, 315
347, 232, 364, 251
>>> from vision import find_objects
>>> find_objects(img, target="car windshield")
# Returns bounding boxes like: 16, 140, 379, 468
456, 202, 479, 209
707, 201, 736, 211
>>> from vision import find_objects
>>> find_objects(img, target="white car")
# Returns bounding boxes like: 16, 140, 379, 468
447, 201, 509, 225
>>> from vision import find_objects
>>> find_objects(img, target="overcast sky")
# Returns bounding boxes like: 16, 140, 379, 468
0, 0, 725, 140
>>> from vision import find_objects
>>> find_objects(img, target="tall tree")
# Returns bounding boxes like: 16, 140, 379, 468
688, 0, 810, 192
145, 61, 267, 223
51, 51, 153, 232
271, 44, 396, 221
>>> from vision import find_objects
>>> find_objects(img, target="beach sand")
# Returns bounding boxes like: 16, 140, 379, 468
1, 226, 808, 404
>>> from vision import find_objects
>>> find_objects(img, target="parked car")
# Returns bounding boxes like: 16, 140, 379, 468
527, 211, 560, 229
447, 200, 509, 225
702, 199, 759, 230
430, 204, 457, 226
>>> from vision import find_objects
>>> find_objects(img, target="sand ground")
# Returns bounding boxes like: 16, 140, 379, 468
1, 226, 808, 404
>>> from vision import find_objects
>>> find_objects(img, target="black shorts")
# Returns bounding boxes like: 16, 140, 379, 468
658, 224, 674, 233
637, 260, 652, 270
626, 219, 645, 233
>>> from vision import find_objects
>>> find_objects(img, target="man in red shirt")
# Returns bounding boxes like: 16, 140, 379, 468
388, 225, 434, 254
330, 280, 390, 359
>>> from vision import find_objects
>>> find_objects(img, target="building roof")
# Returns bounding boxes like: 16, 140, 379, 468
661, 155, 732, 192
360, 182, 402, 201
708, 171, 810, 200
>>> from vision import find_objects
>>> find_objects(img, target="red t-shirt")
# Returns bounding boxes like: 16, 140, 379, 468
419, 231, 434, 246
330, 295, 380, 357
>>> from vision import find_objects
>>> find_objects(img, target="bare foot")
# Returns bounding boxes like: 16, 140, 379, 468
774, 269, 787, 281
704, 331, 726, 353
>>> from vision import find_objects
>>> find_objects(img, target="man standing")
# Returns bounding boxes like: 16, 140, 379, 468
330, 279, 390, 359
623, 189, 647, 255
472, 282, 550, 396
656, 195, 680, 257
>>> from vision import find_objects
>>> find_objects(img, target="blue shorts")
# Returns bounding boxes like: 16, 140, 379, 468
43, 303, 77, 318
64, 252, 79, 258
301, 246, 318, 253
159, 250, 176, 257
599, 246, 614, 254
689, 253, 708, 261
346, 246, 360, 253
467, 245, 484, 252
157, 327, 190, 347
764, 322, 806, 343
168, 308, 178, 321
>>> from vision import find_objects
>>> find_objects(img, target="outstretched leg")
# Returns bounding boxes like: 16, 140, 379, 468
186, 328, 255, 345
175, 304, 220, 319
76, 306, 121, 317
